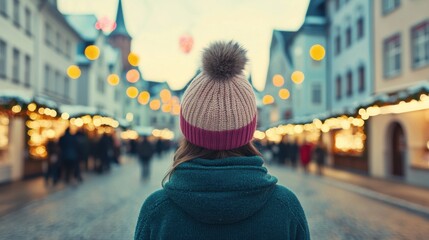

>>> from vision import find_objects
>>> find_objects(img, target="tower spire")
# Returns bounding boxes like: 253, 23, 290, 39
110, 0, 131, 38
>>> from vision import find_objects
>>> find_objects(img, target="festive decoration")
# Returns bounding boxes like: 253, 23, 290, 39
95, 16, 117, 32
160, 89, 172, 103
126, 69, 140, 83
126, 86, 139, 98
273, 74, 284, 87
149, 99, 161, 111
84, 45, 100, 60
138, 91, 151, 105
309, 44, 325, 61
291, 71, 305, 84
179, 33, 194, 54
279, 89, 290, 100
128, 53, 140, 66
262, 95, 275, 105
67, 65, 81, 79
107, 74, 120, 86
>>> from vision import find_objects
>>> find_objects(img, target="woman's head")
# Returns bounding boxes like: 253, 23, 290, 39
163, 41, 259, 184
179, 41, 257, 151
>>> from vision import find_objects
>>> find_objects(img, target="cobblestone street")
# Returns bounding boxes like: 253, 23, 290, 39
0, 155, 428, 240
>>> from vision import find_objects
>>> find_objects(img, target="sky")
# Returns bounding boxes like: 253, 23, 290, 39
58, 0, 310, 91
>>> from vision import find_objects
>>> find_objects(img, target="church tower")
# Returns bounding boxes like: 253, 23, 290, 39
109, 0, 132, 72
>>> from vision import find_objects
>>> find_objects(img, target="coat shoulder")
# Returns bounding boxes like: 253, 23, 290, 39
271, 185, 309, 236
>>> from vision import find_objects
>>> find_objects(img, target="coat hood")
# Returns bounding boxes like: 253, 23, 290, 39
164, 156, 277, 224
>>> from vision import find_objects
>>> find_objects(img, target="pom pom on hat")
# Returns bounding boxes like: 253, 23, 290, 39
202, 41, 248, 81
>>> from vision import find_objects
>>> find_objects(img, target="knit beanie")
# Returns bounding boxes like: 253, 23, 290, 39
180, 41, 257, 150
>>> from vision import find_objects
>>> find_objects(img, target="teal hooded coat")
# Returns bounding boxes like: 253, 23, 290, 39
135, 156, 310, 240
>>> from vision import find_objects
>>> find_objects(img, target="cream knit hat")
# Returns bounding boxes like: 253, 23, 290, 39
180, 41, 257, 150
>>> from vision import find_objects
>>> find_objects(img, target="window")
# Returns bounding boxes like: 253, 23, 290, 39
346, 26, 352, 47
151, 116, 157, 124
64, 76, 69, 98
346, 71, 353, 96
335, 33, 341, 55
336, 76, 342, 100
24, 7, 31, 36
13, 0, 19, 27
0, 40, 6, 78
0, 0, 7, 17
55, 71, 61, 94
357, 17, 364, 40
45, 23, 51, 46
44, 65, 50, 91
383, 0, 400, 15
12, 48, 19, 83
24, 55, 30, 87
312, 84, 321, 104
412, 21, 429, 68
358, 65, 365, 92
97, 77, 105, 93
384, 34, 401, 78
114, 88, 120, 101
56, 32, 61, 52
65, 40, 71, 58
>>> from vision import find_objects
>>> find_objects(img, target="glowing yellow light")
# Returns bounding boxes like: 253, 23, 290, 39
138, 91, 150, 105
309, 44, 326, 61
126, 86, 139, 98
74, 118, 84, 127
61, 113, 70, 120
107, 74, 120, 86
11, 105, 22, 113
253, 130, 266, 140
150, 99, 161, 111
162, 104, 172, 113
278, 89, 290, 100
172, 104, 181, 115
160, 89, 172, 103
126, 69, 140, 83
272, 74, 284, 87
321, 124, 330, 133
128, 52, 140, 66
291, 71, 305, 84
67, 65, 81, 79
262, 95, 275, 105
152, 129, 161, 137
27, 103, 37, 112
84, 45, 100, 60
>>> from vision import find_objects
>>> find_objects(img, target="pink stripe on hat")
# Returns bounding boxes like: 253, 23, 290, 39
180, 114, 257, 150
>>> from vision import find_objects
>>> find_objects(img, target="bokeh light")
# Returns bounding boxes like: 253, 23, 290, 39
279, 89, 290, 100
84, 45, 100, 60
107, 74, 120, 86
67, 65, 81, 79
160, 89, 172, 103
126, 86, 139, 98
179, 33, 194, 54
128, 53, 140, 66
291, 71, 305, 84
150, 99, 161, 111
172, 104, 181, 115
309, 44, 326, 61
27, 103, 37, 112
273, 74, 284, 87
262, 95, 275, 105
162, 104, 172, 113
126, 69, 140, 83
138, 91, 150, 105
95, 16, 117, 32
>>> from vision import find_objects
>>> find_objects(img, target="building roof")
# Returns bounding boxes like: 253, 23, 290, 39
65, 14, 100, 41
110, 0, 131, 38
41, 2, 82, 41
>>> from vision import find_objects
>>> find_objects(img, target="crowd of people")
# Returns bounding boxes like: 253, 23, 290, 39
256, 136, 328, 175
44, 128, 121, 185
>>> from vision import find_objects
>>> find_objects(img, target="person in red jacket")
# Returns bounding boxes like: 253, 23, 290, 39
300, 140, 313, 173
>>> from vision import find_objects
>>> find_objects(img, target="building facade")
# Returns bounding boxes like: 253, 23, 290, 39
0, 0, 81, 182
370, 0, 429, 187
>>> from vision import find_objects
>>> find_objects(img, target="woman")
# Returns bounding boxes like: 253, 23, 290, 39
135, 41, 310, 240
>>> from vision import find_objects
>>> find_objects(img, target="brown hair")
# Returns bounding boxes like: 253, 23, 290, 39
162, 139, 262, 186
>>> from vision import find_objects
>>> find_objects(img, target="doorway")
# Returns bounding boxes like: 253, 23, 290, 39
390, 122, 406, 177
